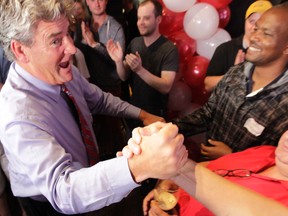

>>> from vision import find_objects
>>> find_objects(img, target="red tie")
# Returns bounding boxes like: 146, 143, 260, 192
61, 84, 99, 166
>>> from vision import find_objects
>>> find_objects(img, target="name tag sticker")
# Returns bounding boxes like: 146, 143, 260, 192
244, 118, 265, 137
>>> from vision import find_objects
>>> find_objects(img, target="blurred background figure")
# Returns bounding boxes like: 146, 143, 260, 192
70, 0, 89, 38
120, 0, 140, 102
74, 0, 127, 160
204, 0, 272, 92
72, 0, 88, 22
122, 0, 140, 46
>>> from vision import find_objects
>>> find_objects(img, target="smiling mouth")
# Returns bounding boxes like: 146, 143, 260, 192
248, 46, 261, 52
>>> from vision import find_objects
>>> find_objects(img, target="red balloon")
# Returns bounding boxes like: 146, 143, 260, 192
175, 66, 184, 81
182, 56, 210, 88
198, 0, 232, 9
168, 81, 192, 111
159, 7, 185, 36
169, 31, 196, 65
218, 6, 231, 28
190, 86, 210, 105
179, 102, 201, 117
158, 0, 165, 7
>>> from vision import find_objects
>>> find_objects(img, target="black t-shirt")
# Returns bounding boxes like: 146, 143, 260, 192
127, 36, 178, 116
206, 35, 244, 77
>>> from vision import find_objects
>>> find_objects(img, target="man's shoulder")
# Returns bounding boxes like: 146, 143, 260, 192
129, 37, 144, 48
161, 36, 177, 48
107, 15, 123, 29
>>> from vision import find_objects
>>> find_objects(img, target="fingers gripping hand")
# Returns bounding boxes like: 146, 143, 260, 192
118, 122, 169, 158
138, 123, 187, 180
143, 190, 155, 215
149, 200, 171, 216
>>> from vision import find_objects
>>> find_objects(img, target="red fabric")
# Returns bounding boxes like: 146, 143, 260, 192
62, 85, 99, 165
178, 146, 288, 216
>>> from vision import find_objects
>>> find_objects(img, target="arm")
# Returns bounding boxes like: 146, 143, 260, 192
85, 80, 164, 125
107, 39, 130, 81
204, 42, 235, 92
205, 47, 245, 92
1, 113, 186, 214
204, 49, 245, 92
172, 105, 211, 137
125, 52, 176, 95
204, 75, 223, 92
138, 109, 165, 126
171, 160, 288, 216
81, 21, 125, 63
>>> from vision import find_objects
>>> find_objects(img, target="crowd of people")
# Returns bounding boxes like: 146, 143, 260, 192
0, 0, 288, 216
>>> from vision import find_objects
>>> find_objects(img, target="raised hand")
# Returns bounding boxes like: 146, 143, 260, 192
125, 51, 143, 72
234, 49, 246, 65
81, 21, 97, 48
106, 39, 124, 63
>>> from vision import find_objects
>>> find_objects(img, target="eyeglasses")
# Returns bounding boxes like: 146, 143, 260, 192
213, 169, 252, 177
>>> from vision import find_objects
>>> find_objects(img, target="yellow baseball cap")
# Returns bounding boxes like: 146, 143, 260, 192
245, 0, 272, 19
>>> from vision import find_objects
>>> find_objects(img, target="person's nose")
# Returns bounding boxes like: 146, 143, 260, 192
250, 34, 258, 45
64, 36, 77, 55
137, 18, 143, 26
95, 0, 101, 6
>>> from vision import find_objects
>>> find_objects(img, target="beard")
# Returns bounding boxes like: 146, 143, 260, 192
139, 25, 157, 37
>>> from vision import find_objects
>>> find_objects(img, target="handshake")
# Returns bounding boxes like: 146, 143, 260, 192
119, 122, 188, 183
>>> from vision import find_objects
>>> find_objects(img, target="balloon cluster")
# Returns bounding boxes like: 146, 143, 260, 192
160, 0, 232, 117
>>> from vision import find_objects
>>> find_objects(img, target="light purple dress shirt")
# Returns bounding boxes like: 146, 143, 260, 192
0, 62, 140, 214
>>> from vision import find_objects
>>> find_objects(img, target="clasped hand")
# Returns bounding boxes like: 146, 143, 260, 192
120, 122, 188, 181
125, 51, 143, 73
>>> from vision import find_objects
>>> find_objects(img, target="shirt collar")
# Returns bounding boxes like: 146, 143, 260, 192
14, 62, 61, 102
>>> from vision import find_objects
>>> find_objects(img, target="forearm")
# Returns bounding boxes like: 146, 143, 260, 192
92, 43, 114, 63
115, 60, 130, 81
204, 75, 223, 92
136, 68, 174, 94
172, 109, 208, 137
172, 160, 288, 216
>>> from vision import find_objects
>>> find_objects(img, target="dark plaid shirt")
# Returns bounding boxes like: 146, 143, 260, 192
173, 62, 288, 152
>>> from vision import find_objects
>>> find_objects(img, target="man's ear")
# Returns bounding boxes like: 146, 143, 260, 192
10, 40, 29, 63
156, 15, 162, 25
284, 44, 288, 55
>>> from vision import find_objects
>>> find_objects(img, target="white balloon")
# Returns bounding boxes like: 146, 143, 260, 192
163, 0, 197, 13
196, 28, 231, 60
184, 3, 219, 40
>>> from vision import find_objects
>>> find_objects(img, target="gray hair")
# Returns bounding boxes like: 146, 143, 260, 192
0, 0, 74, 61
